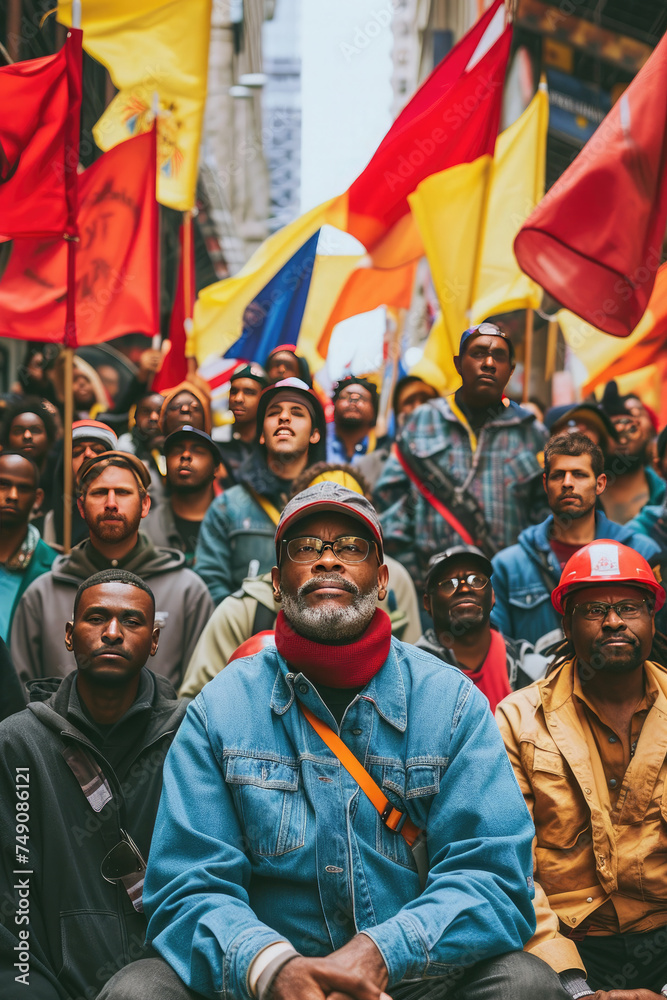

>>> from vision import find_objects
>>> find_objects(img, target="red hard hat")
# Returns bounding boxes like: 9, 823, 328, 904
227, 631, 276, 664
551, 539, 665, 614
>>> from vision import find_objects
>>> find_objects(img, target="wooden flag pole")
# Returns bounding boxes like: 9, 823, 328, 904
63, 3, 81, 553
182, 209, 196, 377
62, 346, 75, 553
151, 103, 162, 354
544, 318, 559, 383
522, 308, 534, 404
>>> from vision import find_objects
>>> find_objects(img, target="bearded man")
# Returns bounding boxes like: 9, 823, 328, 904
97, 483, 567, 1000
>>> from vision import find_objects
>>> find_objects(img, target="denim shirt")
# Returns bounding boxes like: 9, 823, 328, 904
144, 639, 536, 1000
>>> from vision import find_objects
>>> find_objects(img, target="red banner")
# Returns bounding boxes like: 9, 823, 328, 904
345, 0, 509, 263
0, 129, 158, 346
153, 220, 196, 392
515, 30, 667, 337
0, 30, 82, 240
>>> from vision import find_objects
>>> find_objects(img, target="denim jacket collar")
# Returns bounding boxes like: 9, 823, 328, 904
269, 640, 408, 732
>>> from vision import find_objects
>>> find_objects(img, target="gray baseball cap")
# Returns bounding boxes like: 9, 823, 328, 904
425, 545, 493, 590
275, 481, 384, 562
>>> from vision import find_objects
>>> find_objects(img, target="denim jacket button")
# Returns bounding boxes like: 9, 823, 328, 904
351, 729, 362, 736
298, 683, 309, 695
325, 865, 343, 874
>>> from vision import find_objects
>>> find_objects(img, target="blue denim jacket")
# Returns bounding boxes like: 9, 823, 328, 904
144, 639, 536, 999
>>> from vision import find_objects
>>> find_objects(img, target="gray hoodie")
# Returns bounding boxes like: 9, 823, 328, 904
10, 532, 214, 690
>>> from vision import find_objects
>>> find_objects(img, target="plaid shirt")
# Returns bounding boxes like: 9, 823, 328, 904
374, 396, 548, 590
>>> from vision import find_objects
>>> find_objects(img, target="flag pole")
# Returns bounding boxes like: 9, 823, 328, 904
62, 347, 74, 553
544, 318, 558, 382
183, 209, 196, 376
151, 97, 162, 354
63, 6, 82, 554
522, 308, 534, 403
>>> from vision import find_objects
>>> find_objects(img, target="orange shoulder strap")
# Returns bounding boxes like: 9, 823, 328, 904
300, 704, 420, 847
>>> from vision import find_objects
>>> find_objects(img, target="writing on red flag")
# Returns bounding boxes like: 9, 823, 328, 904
0, 129, 158, 346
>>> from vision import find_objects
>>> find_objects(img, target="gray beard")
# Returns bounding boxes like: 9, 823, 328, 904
281, 576, 378, 642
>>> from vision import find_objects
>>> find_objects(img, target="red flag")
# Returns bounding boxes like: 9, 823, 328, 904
153, 222, 195, 392
0, 128, 158, 346
345, 0, 510, 262
514, 32, 667, 337
0, 30, 82, 240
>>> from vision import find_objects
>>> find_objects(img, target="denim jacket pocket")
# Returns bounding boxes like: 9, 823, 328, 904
508, 588, 552, 613
371, 760, 439, 869
224, 754, 306, 857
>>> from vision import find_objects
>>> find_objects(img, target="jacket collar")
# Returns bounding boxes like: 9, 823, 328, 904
526, 509, 626, 557
270, 639, 407, 732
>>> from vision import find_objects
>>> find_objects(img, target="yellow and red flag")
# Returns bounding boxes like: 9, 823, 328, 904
58, 0, 211, 211
193, 0, 511, 366
409, 85, 548, 390
559, 262, 667, 410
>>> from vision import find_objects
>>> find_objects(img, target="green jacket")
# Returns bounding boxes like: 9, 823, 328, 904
7, 536, 55, 639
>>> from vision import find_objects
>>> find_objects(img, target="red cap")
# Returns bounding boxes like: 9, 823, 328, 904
552, 539, 665, 614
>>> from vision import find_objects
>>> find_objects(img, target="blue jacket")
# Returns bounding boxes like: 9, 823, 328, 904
144, 639, 536, 999
491, 511, 661, 647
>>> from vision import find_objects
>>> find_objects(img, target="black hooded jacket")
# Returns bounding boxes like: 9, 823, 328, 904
0, 669, 186, 999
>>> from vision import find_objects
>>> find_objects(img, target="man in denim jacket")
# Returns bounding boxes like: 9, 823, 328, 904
99, 485, 567, 1000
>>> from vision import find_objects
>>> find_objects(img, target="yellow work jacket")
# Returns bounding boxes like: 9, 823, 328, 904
496, 657, 667, 974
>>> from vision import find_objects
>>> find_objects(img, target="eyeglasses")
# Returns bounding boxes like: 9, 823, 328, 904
573, 599, 650, 621
338, 390, 371, 403
100, 829, 146, 885
283, 535, 375, 564
433, 573, 490, 596
611, 417, 640, 434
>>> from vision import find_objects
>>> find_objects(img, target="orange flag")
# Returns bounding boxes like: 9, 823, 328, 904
0, 129, 158, 346
317, 261, 417, 357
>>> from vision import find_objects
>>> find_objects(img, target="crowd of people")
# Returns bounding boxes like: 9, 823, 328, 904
0, 322, 666, 1000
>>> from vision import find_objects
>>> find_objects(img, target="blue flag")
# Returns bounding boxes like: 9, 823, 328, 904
225, 230, 320, 362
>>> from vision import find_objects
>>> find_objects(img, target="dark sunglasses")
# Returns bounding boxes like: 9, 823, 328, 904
100, 829, 146, 884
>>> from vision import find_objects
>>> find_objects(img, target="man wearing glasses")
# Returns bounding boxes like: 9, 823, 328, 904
99, 482, 566, 1000
599, 382, 665, 525
417, 545, 536, 709
0, 569, 187, 1000
496, 539, 667, 1000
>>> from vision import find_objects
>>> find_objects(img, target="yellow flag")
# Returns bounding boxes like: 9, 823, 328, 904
408, 155, 492, 386
471, 84, 548, 322
409, 313, 461, 395
407, 88, 548, 389
58, 0, 211, 211
193, 197, 347, 363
